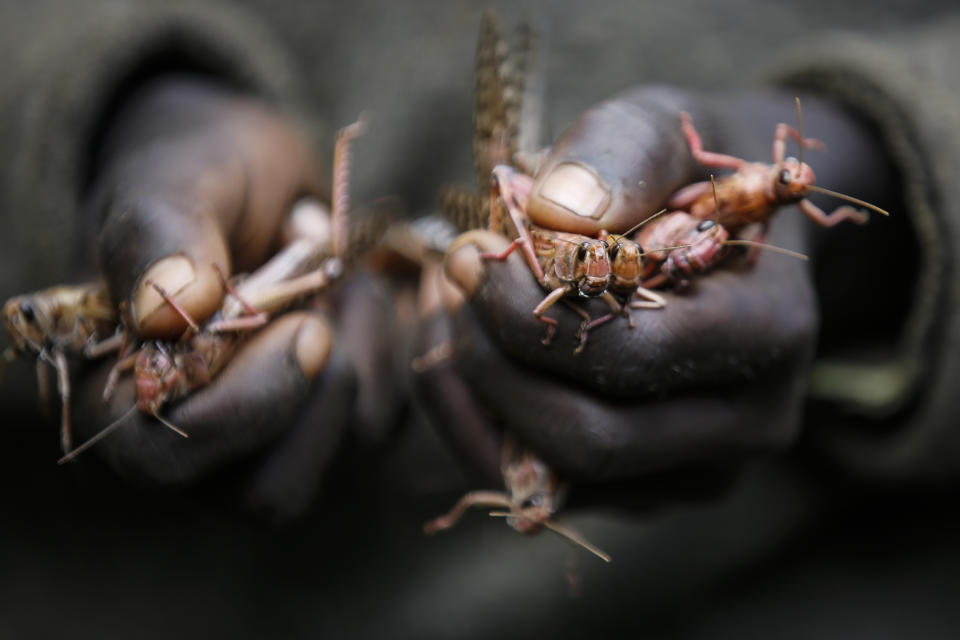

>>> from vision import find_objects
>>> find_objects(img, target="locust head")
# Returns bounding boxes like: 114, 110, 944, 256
687, 219, 729, 253
134, 343, 180, 415
606, 233, 645, 294
774, 157, 816, 203
570, 238, 611, 297
503, 451, 560, 535
3, 295, 51, 356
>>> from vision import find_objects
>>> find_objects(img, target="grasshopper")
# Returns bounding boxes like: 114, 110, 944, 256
3, 283, 123, 453
59, 120, 365, 463
443, 12, 669, 350
479, 164, 668, 350
424, 435, 611, 563
669, 99, 889, 246
641, 176, 811, 290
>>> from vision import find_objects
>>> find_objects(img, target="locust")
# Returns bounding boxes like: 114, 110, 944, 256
441, 11, 672, 350
669, 98, 889, 245
59, 119, 365, 463
485, 165, 672, 349
638, 175, 811, 290
424, 436, 611, 563
3, 283, 123, 453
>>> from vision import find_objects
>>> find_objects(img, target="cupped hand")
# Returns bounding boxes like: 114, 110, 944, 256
61, 76, 391, 521
413, 86, 894, 507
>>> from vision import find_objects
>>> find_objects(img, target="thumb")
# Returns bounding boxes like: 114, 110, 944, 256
525, 87, 706, 235
91, 78, 324, 339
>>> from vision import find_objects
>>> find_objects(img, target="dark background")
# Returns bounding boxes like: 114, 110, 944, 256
3, 1, 960, 638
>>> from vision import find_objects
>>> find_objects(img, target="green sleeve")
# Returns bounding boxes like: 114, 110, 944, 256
765, 17, 960, 482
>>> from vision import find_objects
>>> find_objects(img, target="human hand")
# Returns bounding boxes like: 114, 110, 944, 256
52, 76, 392, 521
413, 86, 895, 509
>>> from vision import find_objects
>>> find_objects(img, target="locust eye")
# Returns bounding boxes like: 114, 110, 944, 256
19, 301, 36, 323
609, 243, 621, 260
778, 169, 792, 185
577, 243, 589, 261
696, 220, 716, 232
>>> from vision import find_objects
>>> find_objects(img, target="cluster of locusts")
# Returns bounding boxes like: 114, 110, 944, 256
424, 11, 889, 563
2, 10, 890, 568
2, 121, 366, 464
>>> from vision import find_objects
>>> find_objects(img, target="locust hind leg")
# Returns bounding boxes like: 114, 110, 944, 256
679, 112, 745, 171
204, 314, 269, 333
214, 266, 333, 329
82, 330, 125, 359
146, 280, 200, 333
423, 490, 514, 535
213, 264, 262, 317
485, 165, 544, 282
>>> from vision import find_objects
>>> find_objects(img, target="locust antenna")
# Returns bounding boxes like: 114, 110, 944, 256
58, 404, 137, 464
488, 511, 612, 562
543, 519, 612, 563
806, 185, 890, 216
550, 236, 609, 254
550, 236, 584, 248
606, 210, 669, 258
699, 173, 726, 235
638, 242, 697, 256
722, 239, 809, 261
621, 208, 668, 237
704, 173, 725, 230
152, 412, 190, 439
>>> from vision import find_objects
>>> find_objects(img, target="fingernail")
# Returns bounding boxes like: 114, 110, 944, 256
444, 241, 484, 297
537, 162, 611, 219
294, 316, 332, 380
134, 255, 196, 326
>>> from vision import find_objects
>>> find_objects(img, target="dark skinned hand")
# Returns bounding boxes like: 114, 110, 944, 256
60, 75, 396, 522
413, 87, 897, 510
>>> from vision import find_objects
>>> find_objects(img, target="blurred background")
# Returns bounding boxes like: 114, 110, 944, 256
2, 0, 960, 637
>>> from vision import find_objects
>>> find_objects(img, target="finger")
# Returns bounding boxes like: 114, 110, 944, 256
71, 312, 334, 486
444, 217, 817, 399
525, 87, 708, 234
240, 343, 356, 523
410, 311, 502, 486
446, 301, 805, 482
93, 79, 324, 338
328, 272, 405, 446
412, 312, 745, 507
